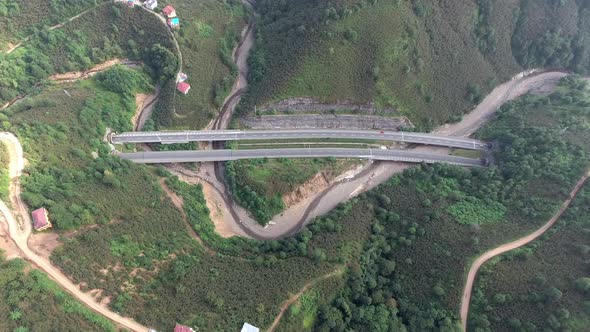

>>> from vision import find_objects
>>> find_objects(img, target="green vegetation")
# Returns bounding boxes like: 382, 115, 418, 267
469, 184, 590, 331
0, 0, 107, 51
240, 0, 525, 130
226, 157, 354, 224
0, 254, 116, 332
275, 271, 345, 331
266, 76, 590, 331
0, 2, 176, 104
152, 0, 247, 129
2, 73, 336, 331
8, 66, 155, 230
241, 0, 590, 130
0, 141, 9, 200
512, 0, 590, 73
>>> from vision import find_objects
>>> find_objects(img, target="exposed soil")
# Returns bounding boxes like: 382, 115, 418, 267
0, 213, 21, 259
258, 97, 398, 115
49, 59, 142, 83
283, 172, 330, 208
28, 232, 61, 259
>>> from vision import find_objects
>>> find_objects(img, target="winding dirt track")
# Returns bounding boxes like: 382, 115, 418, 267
0, 133, 149, 332
460, 171, 590, 331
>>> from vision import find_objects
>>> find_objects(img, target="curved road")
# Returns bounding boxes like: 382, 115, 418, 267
120, 148, 484, 166
0, 133, 149, 332
460, 170, 590, 331
112, 129, 490, 150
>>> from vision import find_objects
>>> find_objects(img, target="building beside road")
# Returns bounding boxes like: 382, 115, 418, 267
31, 207, 52, 231
144, 0, 157, 10
177, 82, 191, 95
162, 5, 176, 18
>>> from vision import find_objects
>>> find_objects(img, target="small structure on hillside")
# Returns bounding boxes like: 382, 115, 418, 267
177, 82, 191, 95
240, 323, 259, 332
162, 5, 176, 18
174, 324, 195, 332
167, 17, 180, 28
126, 0, 135, 7
177, 72, 188, 83
31, 207, 52, 231
144, 0, 157, 10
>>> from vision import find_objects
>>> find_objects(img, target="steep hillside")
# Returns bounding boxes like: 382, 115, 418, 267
150, 0, 248, 129
0, 0, 107, 51
240, 0, 590, 130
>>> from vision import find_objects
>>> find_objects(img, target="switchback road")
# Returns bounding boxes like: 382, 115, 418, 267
119, 148, 484, 166
111, 129, 490, 150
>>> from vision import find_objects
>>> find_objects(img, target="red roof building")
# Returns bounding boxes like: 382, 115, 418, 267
31, 207, 52, 231
174, 324, 195, 332
162, 5, 176, 18
177, 82, 191, 95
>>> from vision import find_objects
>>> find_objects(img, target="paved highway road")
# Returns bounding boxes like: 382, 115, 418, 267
111, 129, 490, 151
119, 148, 484, 166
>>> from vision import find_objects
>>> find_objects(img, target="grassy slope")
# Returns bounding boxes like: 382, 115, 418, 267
162, 0, 247, 129
226, 157, 355, 224
242, 0, 524, 129
0, 141, 9, 200
469, 185, 590, 331
0, 0, 106, 51
0, 256, 116, 332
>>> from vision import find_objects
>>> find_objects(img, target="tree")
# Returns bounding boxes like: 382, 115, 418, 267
145, 44, 179, 82
575, 277, 590, 293
544, 287, 563, 303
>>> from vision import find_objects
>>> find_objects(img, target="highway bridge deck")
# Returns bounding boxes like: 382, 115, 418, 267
111, 129, 490, 151
119, 148, 485, 167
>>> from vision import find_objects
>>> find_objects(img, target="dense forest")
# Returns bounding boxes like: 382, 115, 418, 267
469, 185, 590, 331
0, 254, 115, 332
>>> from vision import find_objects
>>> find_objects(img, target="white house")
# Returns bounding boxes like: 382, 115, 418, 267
144, 0, 157, 10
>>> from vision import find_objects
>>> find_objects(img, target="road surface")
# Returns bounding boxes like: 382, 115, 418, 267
112, 129, 490, 150
119, 148, 484, 166
0, 132, 149, 332
460, 170, 590, 331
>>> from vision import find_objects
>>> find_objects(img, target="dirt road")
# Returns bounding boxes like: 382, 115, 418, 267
266, 267, 345, 332
0, 132, 149, 332
211, 70, 571, 239
459, 170, 590, 331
